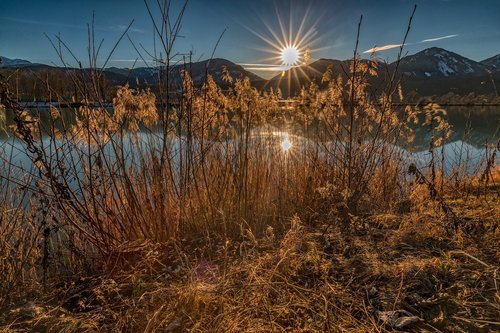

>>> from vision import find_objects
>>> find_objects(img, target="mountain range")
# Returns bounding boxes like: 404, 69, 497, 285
396, 47, 494, 78
1, 47, 499, 98
264, 47, 500, 97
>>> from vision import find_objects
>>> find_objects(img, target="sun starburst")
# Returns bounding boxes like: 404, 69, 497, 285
241, 3, 329, 95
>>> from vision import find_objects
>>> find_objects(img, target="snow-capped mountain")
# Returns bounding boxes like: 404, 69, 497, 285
265, 47, 500, 97
481, 54, 500, 71
395, 47, 490, 78
0, 56, 33, 67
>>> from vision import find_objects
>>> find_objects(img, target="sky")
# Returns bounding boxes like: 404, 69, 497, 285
1, 0, 499, 78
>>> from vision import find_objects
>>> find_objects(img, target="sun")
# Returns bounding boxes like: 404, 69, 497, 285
281, 46, 300, 67
240, 2, 327, 88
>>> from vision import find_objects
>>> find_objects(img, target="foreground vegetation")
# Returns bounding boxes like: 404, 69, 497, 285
0, 192, 498, 332
1, 2, 499, 332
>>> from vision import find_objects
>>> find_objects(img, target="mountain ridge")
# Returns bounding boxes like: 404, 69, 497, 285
2, 48, 500, 98
264, 47, 500, 96
394, 47, 492, 78
481, 53, 500, 70
0, 56, 264, 88
2, 48, 500, 79
0, 56, 33, 67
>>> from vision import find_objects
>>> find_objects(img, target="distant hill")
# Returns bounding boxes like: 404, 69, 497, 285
0, 56, 262, 85
0, 56, 33, 68
170, 58, 263, 84
265, 58, 391, 97
394, 47, 491, 78
0, 56, 266, 101
481, 54, 500, 72
264, 58, 342, 95
104, 58, 263, 86
399, 71, 500, 97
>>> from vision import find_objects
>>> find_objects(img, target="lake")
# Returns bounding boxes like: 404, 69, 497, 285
1, 106, 499, 177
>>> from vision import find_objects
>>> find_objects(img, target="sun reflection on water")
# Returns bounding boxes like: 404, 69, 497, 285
281, 133, 292, 152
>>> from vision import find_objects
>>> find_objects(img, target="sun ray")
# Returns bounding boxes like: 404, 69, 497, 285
295, 6, 311, 44
241, 2, 327, 84
276, 6, 290, 47
297, 66, 312, 83
288, 6, 293, 50
246, 25, 285, 52
261, 20, 287, 50
296, 28, 319, 49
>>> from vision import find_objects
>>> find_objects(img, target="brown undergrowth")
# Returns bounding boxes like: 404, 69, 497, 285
1, 191, 498, 333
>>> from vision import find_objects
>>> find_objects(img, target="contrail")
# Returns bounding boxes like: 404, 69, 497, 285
363, 34, 459, 54
363, 44, 403, 54
420, 34, 458, 43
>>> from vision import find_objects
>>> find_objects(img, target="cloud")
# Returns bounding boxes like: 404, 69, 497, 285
108, 59, 155, 66
109, 25, 145, 34
110, 59, 140, 62
363, 34, 459, 54
2, 16, 145, 34
241, 62, 303, 71
244, 66, 291, 71
239, 63, 280, 67
420, 34, 458, 43
363, 44, 403, 54
1, 16, 84, 30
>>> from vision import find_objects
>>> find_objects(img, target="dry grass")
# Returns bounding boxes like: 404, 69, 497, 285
0, 194, 498, 332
